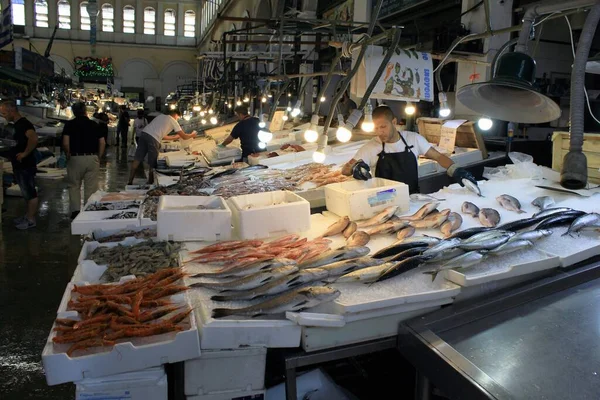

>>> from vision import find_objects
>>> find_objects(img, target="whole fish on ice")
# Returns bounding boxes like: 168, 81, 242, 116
321, 216, 350, 237
531, 196, 555, 210
488, 239, 533, 256
398, 202, 439, 221
563, 213, 600, 236
342, 222, 357, 238
346, 231, 371, 246
496, 194, 526, 214
357, 206, 398, 228
423, 251, 487, 281
190, 265, 298, 291
479, 208, 501, 227
396, 226, 416, 241
462, 201, 480, 218
462, 179, 482, 197
440, 212, 463, 237
298, 246, 370, 269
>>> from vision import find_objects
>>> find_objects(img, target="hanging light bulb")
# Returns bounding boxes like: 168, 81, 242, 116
313, 150, 326, 163
258, 130, 273, 143
304, 115, 320, 143
183, 113, 192, 121
258, 141, 267, 150
287, 92, 292, 97
236, 99, 242, 106
227, 103, 232, 108
320, 96, 326, 102
336, 115, 352, 142
201, 118, 207, 124
282, 114, 289, 122
210, 116, 218, 125
261, 96, 267, 103
200, 110, 206, 117
258, 114, 266, 129
243, 95, 249, 102
438, 92, 451, 118
208, 108, 214, 114
361, 103, 374, 133
286, 101, 292, 112
291, 100, 302, 117
405, 102, 416, 115
169, 104, 177, 110
477, 116, 493, 131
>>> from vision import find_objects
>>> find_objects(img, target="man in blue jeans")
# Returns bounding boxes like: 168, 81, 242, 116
0, 100, 39, 229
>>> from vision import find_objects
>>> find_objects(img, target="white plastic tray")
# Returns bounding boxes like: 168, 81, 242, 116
71, 209, 141, 235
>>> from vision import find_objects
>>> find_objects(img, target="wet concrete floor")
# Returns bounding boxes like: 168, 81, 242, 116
0, 147, 137, 399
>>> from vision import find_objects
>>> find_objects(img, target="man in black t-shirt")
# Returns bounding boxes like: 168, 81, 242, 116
63, 102, 106, 219
219, 105, 261, 160
0, 100, 39, 229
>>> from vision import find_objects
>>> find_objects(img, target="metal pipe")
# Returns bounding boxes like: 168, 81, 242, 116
483, 0, 493, 36
218, 40, 333, 45
315, 51, 344, 114
268, 71, 347, 80
217, 15, 388, 27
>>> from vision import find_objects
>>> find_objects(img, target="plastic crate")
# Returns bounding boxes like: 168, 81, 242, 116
71, 210, 140, 235
324, 178, 410, 221
184, 348, 266, 397
157, 196, 232, 242
228, 191, 311, 239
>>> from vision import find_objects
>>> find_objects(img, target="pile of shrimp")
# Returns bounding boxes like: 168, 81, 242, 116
52, 268, 191, 357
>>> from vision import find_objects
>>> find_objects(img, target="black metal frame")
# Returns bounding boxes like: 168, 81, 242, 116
397, 257, 600, 400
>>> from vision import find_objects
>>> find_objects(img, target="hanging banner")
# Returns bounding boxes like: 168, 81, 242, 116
0, 0, 13, 49
352, 46, 434, 103
86, 0, 98, 55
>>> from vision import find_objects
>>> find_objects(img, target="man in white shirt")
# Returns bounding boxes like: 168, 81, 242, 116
342, 106, 476, 193
128, 109, 196, 185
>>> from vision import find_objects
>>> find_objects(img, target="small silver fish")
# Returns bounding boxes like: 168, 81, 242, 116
423, 251, 487, 281
462, 179, 482, 197
509, 229, 553, 243
424, 247, 465, 263
532, 207, 573, 219
462, 230, 514, 244
563, 213, 600, 236
422, 238, 462, 256
488, 239, 533, 256
459, 234, 511, 250
398, 202, 440, 221
356, 206, 399, 228
479, 208, 501, 227
531, 196, 555, 210
441, 212, 463, 237
190, 265, 298, 291
496, 194, 526, 214
346, 231, 371, 246
397, 235, 441, 246
322, 216, 350, 237
461, 201, 480, 218
396, 226, 416, 241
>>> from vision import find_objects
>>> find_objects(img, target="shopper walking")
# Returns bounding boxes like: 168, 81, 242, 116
128, 110, 196, 185
0, 100, 39, 230
133, 109, 148, 145
62, 102, 106, 219
116, 105, 130, 147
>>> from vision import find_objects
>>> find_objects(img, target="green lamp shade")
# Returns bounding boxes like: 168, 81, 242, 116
457, 52, 561, 124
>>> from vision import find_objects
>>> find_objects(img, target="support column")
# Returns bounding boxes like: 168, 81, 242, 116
157, 3, 164, 36
48, 0, 58, 29
25, 0, 34, 28
135, 0, 143, 34
71, 0, 79, 30
177, 3, 185, 37
115, 0, 123, 33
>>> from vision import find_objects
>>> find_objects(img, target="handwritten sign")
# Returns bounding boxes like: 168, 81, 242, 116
270, 110, 286, 132
438, 119, 467, 154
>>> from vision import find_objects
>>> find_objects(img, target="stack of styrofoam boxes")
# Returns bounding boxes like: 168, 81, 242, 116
75, 367, 167, 400
185, 348, 267, 400
324, 178, 410, 221
157, 196, 232, 241
228, 191, 311, 239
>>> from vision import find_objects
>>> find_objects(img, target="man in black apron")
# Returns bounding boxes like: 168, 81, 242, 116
341, 106, 476, 193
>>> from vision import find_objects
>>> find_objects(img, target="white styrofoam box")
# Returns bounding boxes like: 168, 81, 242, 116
76, 367, 167, 400
228, 191, 311, 239
71, 210, 140, 235
157, 196, 232, 242
187, 389, 265, 400
43, 283, 200, 385
266, 368, 351, 400
286, 312, 345, 328
436, 148, 483, 173
324, 178, 410, 221
88, 226, 157, 242
296, 187, 326, 209
417, 158, 438, 177
184, 348, 266, 397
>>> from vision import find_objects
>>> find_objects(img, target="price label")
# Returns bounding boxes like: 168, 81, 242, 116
438, 119, 467, 154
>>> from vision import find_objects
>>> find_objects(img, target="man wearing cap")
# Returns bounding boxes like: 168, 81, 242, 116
62, 102, 106, 219
219, 105, 261, 160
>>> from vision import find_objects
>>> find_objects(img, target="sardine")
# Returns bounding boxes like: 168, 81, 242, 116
211, 286, 341, 318
441, 212, 463, 237
422, 238, 462, 256
563, 213, 600, 236
536, 212, 586, 230
335, 262, 395, 283
346, 231, 371, 246
322, 216, 350, 237
342, 222, 357, 239
488, 239, 533, 256
211, 269, 329, 301
409, 212, 448, 229
461, 201, 480, 218
532, 207, 574, 219
190, 265, 298, 291
447, 226, 491, 240
375, 255, 434, 282
496, 194, 526, 214
509, 229, 553, 243
191, 258, 296, 279
357, 206, 398, 228
497, 217, 544, 232
531, 196, 555, 210
298, 246, 370, 269
398, 202, 440, 221
365, 220, 409, 235
388, 246, 429, 262
459, 234, 511, 250
479, 208, 501, 227
423, 251, 487, 281
396, 226, 416, 241
463, 179, 482, 197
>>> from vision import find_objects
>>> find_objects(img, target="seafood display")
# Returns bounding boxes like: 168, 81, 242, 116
141, 197, 160, 221
86, 202, 140, 212
532, 196, 555, 210
104, 211, 138, 220
52, 269, 190, 357
496, 194, 526, 214
85, 241, 182, 282
89, 228, 157, 243
462, 179, 482, 197
461, 201, 480, 218
479, 208, 501, 227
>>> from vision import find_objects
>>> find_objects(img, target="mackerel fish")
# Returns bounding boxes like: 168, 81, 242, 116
190, 265, 298, 291
298, 246, 370, 269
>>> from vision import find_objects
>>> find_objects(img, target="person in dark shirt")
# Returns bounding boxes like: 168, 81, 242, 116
62, 102, 106, 219
0, 100, 39, 229
219, 105, 261, 160
116, 105, 130, 148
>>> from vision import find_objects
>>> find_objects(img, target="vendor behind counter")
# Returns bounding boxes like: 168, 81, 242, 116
218, 105, 260, 160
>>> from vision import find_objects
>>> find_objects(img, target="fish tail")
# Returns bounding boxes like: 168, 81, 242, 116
422, 270, 439, 282
211, 308, 234, 318
210, 294, 236, 302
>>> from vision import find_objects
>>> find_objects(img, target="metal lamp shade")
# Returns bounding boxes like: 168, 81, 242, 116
457, 52, 561, 123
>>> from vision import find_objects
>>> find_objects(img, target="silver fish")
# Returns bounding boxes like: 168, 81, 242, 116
462, 201, 480, 217
462, 179, 482, 197
532, 207, 573, 219
335, 262, 395, 283
531, 196, 555, 210
346, 231, 371, 246
423, 251, 487, 281
357, 206, 398, 228
396, 226, 416, 241
441, 212, 463, 237
192, 258, 296, 279
424, 247, 465, 263
479, 208, 501, 227
509, 229, 553, 243
496, 194, 526, 214
422, 238, 462, 256
397, 235, 441, 245
318, 257, 386, 280
298, 246, 370, 269
564, 213, 600, 236
410, 193, 445, 202
488, 239, 533, 256
364, 220, 409, 235
211, 286, 341, 318
322, 216, 350, 237
398, 202, 440, 221
459, 234, 511, 250
342, 222, 357, 238
190, 265, 298, 291
462, 230, 513, 244
211, 269, 329, 301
